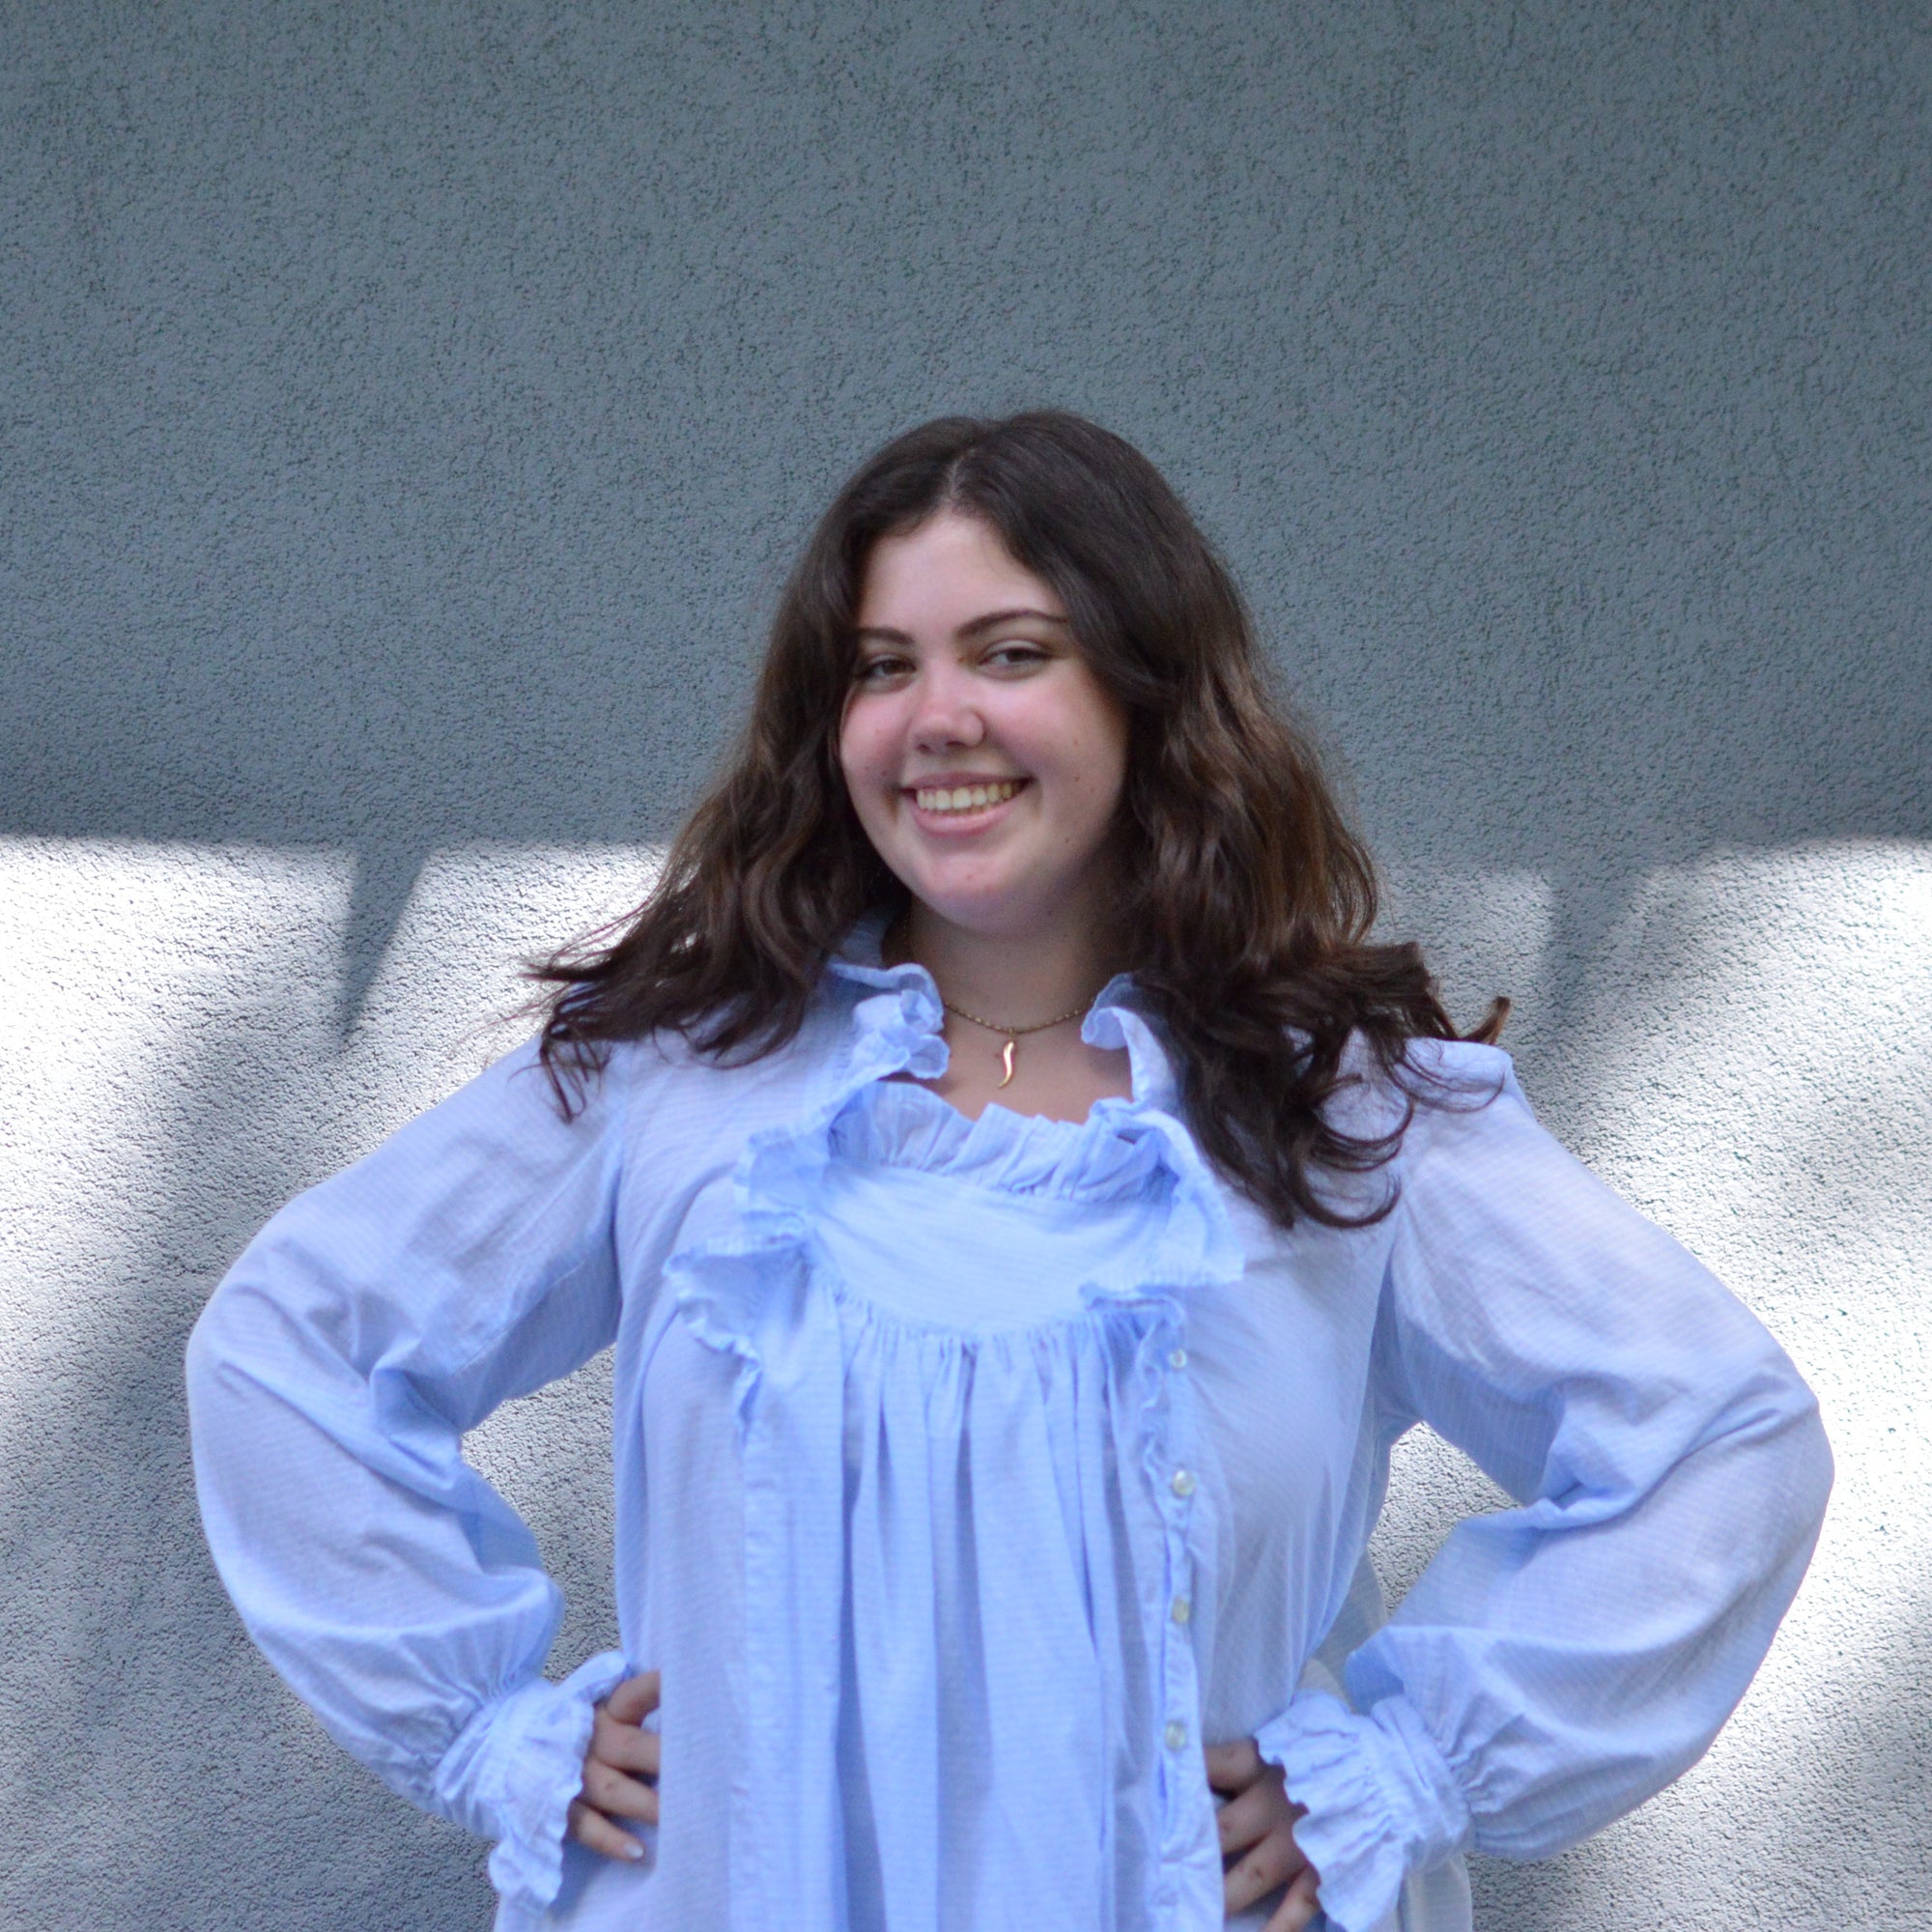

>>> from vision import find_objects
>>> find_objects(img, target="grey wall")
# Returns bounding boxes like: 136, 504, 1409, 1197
2, 3, 1926, 1928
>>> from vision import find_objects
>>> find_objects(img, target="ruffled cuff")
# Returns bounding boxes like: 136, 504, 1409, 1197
433, 1650, 633, 1916
1255, 1688, 1472, 1932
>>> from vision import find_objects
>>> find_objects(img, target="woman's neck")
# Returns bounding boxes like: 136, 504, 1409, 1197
895, 901, 1115, 1029
887, 897, 1133, 1125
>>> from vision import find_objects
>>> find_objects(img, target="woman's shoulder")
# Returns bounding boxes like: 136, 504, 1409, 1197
1393, 1033, 1522, 1103
412, 997, 848, 1168
598, 1000, 842, 1099
1323, 1030, 1522, 1148
1255, 1030, 1523, 1231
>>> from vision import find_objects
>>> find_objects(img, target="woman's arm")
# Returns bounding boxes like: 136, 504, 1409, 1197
1256, 1046, 1833, 1932
185, 1037, 639, 1916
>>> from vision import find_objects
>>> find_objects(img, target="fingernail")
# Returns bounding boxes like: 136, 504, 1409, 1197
622, 1839, 645, 1860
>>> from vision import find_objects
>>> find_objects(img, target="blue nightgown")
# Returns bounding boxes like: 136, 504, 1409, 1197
187, 918, 1831, 1932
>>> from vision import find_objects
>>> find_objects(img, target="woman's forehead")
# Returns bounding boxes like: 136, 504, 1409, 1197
856, 511, 1065, 634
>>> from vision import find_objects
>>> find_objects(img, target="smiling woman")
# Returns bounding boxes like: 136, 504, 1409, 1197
840, 510, 1135, 1116
842, 512, 1127, 937
530, 414, 1496, 1233
187, 412, 1832, 1932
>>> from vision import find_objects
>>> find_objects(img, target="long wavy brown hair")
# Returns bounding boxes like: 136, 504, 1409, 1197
534, 411, 1503, 1229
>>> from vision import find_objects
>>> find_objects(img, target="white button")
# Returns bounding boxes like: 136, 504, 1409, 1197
1171, 1594, 1192, 1626
1168, 1348, 1188, 1370
1170, 1468, 1197, 1498
1163, 1719, 1188, 1751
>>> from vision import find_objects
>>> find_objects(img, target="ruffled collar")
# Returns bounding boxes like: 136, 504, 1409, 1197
673, 912, 1242, 1357
822, 907, 1182, 1119
827, 1080, 1171, 1203
790, 913, 1243, 1298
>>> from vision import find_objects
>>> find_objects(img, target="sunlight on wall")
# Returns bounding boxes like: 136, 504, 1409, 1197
0, 841, 353, 1392
1369, 840, 1931, 1918
0, 838, 665, 1362
0, 836, 1924, 1926
1528, 842, 1932, 1909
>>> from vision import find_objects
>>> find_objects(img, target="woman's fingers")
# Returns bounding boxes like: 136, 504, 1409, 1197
1203, 1736, 1264, 1795
1208, 1736, 1317, 1922
1223, 1820, 1308, 1919
567, 1798, 647, 1863
581, 1757, 660, 1825
590, 1704, 662, 1776
1216, 1772, 1293, 1859
1262, 1863, 1321, 1932
603, 1671, 661, 1724
570, 1673, 664, 1862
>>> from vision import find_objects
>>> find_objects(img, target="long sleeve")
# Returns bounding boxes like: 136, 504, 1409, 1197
1256, 1046, 1833, 1932
185, 1037, 636, 1916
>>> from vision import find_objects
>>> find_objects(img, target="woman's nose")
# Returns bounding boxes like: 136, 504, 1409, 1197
909, 668, 986, 752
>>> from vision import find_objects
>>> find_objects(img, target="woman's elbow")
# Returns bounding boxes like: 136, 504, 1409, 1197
1719, 1355, 1833, 1581
1782, 1387, 1834, 1549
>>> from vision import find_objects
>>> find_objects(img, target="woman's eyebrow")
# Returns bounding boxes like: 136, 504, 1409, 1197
852, 609, 1070, 646
956, 608, 1071, 637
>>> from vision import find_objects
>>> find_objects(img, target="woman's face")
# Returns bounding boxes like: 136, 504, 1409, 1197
839, 509, 1131, 942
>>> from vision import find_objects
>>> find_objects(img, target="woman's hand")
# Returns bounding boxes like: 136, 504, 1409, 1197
1206, 1738, 1320, 1930
567, 1670, 661, 1862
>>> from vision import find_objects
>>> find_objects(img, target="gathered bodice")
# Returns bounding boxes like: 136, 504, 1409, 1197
661, 957, 1260, 1930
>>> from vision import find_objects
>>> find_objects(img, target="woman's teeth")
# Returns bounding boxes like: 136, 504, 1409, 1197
914, 780, 1021, 813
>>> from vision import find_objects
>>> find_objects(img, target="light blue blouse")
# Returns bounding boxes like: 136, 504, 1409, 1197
185, 927, 1832, 1932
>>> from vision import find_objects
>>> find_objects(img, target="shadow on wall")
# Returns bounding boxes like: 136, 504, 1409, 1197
4, 0, 1928, 1038
0, 845, 641, 1932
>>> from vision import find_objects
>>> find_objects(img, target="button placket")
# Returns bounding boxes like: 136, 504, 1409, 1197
1149, 1310, 1208, 1897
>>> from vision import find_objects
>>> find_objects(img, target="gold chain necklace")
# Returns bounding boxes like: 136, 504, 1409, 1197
940, 997, 1092, 1089
884, 910, 1096, 1089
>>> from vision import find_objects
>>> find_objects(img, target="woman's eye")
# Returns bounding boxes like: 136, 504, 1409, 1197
984, 641, 1050, 670
854, 656, 911, 683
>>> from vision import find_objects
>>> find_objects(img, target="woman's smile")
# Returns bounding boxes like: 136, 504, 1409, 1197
905, 774, 1029, 823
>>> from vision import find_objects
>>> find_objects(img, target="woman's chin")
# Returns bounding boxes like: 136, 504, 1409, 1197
905, 885, 1087, 944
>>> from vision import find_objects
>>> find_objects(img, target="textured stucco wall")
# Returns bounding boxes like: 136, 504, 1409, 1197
2, 5, 1926, 1928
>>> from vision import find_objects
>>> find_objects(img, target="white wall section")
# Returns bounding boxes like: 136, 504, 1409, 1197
2, 837, 1922, 1926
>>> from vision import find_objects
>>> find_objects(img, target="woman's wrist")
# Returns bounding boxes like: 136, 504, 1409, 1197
1254, 1688, 1471, 1932
432, 1652, 633, 1914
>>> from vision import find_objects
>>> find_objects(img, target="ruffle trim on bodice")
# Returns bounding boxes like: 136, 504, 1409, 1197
672, 949, 1244, 1345
831, 1076, 1167, 1202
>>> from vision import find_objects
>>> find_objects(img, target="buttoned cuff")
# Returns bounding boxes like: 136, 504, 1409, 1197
434, 1650, 633, 1916
1254, 1687, 1472, 1932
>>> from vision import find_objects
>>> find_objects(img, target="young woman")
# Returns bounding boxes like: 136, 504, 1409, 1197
187, 412, 1831, 1932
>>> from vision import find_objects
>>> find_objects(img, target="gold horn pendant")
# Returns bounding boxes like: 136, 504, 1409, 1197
998, 1038, 1017, 1088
